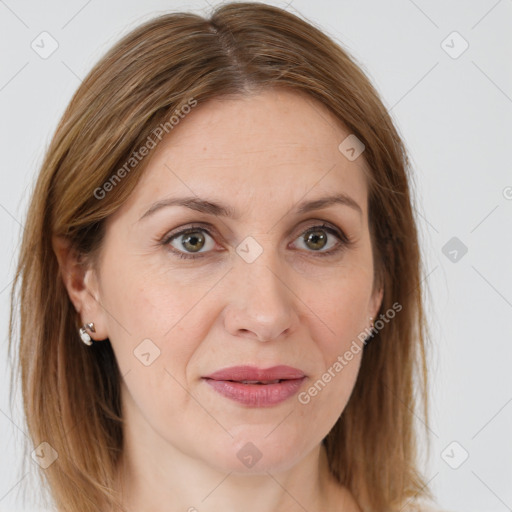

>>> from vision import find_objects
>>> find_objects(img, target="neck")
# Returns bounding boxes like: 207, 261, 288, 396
117, 441, 334, 512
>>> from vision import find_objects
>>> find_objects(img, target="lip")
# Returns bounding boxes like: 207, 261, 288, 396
202, 365, 306, 407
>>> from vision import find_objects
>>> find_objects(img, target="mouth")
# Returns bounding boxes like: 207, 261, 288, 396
202, 365, 306, 407
225, 379, 284, 384
204, 364, 305, 382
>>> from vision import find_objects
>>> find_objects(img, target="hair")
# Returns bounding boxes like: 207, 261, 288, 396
9, 2, 433, 511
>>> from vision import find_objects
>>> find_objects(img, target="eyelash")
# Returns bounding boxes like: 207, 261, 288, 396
160, 222, 352, 261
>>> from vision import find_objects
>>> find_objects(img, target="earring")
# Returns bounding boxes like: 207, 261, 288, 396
365, 316, 376, 345
79, 322, 96, 346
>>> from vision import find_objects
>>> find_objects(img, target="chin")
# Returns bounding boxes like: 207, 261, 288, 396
202, 427, 313, 475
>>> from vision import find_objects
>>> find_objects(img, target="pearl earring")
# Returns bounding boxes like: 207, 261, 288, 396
79, 322, 96, 346
365, 316, 376, 345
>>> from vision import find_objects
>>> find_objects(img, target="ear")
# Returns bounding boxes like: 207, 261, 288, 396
52, 235, 109, 341
369, 284, 384, 322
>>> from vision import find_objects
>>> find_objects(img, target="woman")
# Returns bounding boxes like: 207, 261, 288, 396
9, 2, 437, 511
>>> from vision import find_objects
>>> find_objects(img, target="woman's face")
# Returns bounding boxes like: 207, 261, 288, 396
86, 88, 382, 474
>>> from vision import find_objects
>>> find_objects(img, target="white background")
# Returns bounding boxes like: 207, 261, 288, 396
1, 1, 511, 511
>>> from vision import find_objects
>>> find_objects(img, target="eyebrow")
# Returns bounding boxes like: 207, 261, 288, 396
138, 193, 362, 222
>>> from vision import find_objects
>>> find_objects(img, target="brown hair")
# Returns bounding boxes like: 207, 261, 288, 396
9, 2, 432, 511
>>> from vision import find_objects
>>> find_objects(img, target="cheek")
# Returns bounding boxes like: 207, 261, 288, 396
306, 267, 373, 353
100, 246, 205, 335
297, 350, 362, 441
98, 251, 209, 379
297, 264, 371, 413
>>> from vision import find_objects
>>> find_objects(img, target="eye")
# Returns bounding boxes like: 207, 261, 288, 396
290, 223, 349, 257
162, 225, 216, 259
161, 222, 350, 260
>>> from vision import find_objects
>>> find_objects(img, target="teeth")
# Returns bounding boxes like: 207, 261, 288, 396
240, 379, 281, 384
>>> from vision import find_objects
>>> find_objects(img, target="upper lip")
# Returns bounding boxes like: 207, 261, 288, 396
203, 365, 305, 382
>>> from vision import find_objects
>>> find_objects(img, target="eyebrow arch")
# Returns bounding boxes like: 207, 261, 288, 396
138, 193, 362, 222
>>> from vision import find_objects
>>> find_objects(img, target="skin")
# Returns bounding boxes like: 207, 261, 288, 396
54, 88, 383, 512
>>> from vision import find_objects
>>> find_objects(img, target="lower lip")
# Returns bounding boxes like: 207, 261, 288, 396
203, 378, 305, 407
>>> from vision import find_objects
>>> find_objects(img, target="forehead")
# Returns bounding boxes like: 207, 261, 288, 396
116, 88, 370, 222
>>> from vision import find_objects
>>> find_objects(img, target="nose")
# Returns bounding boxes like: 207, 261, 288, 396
221, 243, 298, 342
